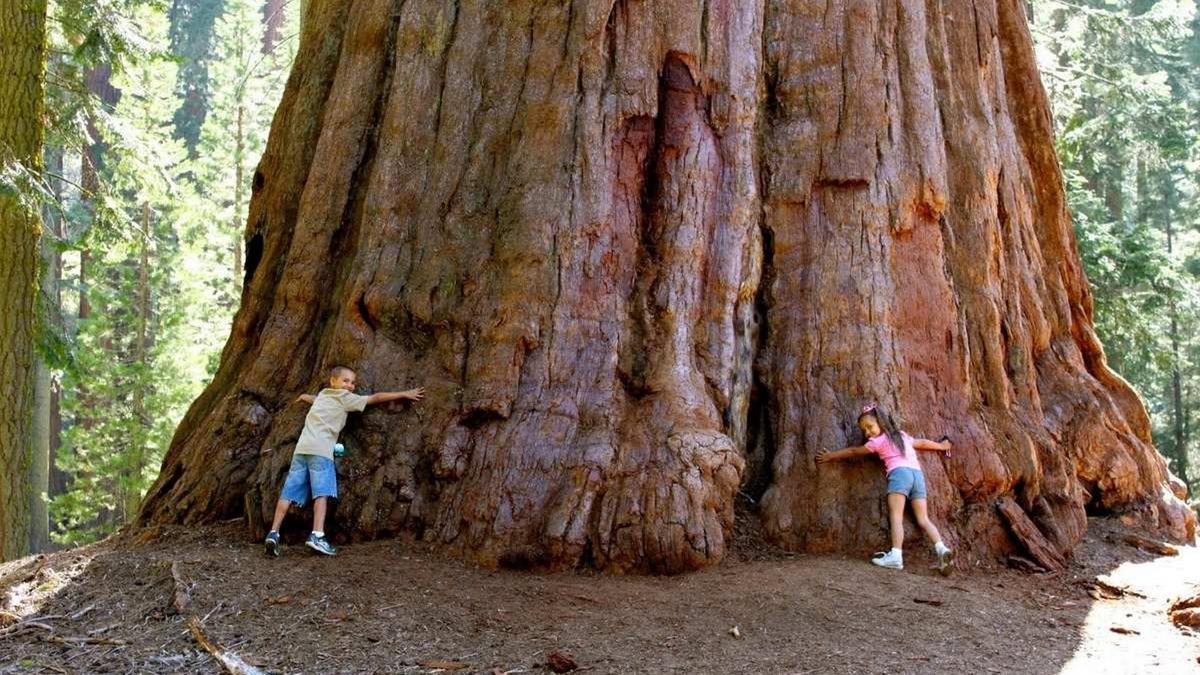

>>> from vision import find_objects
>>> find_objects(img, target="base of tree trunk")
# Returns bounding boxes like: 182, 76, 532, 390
139, 0, 1195, 574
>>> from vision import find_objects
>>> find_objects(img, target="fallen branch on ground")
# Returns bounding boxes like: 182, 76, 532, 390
1077, 578, 1147, 600
187, 617, 265, 675
1115, 534, 1179, 557
43, 635, 129, 646
0, 620, 55, 639
1004, 555, 1048, 574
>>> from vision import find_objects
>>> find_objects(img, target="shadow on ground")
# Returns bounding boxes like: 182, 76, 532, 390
1, 517, 1197, 674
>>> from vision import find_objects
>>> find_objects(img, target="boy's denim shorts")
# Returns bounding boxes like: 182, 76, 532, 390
280, 454, 337, 506
886, 467, 927, 499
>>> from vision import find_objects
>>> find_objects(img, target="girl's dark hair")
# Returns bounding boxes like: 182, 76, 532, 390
858, 406, 905, 451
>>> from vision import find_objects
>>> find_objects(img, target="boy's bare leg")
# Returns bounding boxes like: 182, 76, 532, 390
312, 497, 327, 533
270, 498, 290, 532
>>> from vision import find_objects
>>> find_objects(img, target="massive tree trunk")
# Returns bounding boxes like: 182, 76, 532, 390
140, 0, 1196, 573
0, 0, 48, 562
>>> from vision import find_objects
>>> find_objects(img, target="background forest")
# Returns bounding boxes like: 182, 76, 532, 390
3, 0, 1198, 551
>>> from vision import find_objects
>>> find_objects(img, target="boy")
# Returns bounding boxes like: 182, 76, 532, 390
265, 365, 425, 557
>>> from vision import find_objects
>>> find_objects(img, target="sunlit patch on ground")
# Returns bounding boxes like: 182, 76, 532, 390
1, 554, 96, 620
1060, 540, 1200, 674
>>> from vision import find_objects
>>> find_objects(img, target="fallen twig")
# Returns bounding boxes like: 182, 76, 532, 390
43, 634, 130, 646
1119, 534, 1179, 557
187, 617, 266, 675
1077, 578, 1147, 600
0, 620, 55, 639
68, 604, 96, 621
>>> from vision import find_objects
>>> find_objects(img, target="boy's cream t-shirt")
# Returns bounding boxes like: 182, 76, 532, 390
295, 388, 369, 459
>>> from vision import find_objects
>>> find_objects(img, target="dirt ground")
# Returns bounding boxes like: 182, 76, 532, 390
1, 517, 1197, 674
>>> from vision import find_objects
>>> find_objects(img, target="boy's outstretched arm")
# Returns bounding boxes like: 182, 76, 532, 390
365, 387, 426, 406
913, 437, 952, 452
296, 394, 316, 405
816, 445, 872, 464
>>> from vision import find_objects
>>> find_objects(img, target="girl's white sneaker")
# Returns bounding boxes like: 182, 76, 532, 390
936, 548, 955, 575
871, 550, 904, 569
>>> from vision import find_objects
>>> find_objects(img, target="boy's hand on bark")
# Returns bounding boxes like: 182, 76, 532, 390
816, 449, 832, 464
405, 387, 426, 401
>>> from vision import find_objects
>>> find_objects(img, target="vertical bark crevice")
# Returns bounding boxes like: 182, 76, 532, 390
139, 0, 1194, 572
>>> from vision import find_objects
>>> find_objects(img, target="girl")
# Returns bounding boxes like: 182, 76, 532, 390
816, 403, 954, 573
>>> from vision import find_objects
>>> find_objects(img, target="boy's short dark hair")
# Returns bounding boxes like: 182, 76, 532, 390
329, 365, 355, 379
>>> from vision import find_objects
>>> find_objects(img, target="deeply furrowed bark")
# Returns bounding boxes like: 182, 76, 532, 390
140, 0, 1195, 573
0, 0, 48, 562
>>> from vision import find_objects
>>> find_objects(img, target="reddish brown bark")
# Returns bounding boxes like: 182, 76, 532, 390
139, 0, 1195, 573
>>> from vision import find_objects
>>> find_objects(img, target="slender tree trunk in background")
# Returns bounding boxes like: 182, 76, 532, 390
262, 0, 285, 53
31, 361, 50, 553
1164, 183, 1191, 495
170, 0, 227, 152
79, 65, 119, 324
0, 0, 49, 562
28, 150, 63, 553
76, 67, 120, 430
127, 201, 153, 522
43, 150, 66, 504
234, 105, 244, 292
141, 0, 1196, 573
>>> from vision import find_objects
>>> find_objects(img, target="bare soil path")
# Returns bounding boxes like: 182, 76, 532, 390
1, 518, 1196, 674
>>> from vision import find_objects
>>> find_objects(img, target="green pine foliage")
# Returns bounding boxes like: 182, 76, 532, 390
1032, 0, 1200, 492
45, 0, 299, 544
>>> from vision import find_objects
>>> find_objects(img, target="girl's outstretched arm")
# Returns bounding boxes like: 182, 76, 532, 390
816, 446, 873, 463
912, 437, 952, 452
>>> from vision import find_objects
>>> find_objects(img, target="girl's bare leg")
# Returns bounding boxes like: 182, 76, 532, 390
911, 498, 943, 543
887, 493, 907, 549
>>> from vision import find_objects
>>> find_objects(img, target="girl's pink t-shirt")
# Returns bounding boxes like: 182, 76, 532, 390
866, 432, 922, 474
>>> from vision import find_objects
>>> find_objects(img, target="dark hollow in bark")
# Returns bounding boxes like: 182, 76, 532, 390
140, 0, 1195, 573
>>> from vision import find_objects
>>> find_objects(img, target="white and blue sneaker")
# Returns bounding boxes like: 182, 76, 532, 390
871, 549, 904, 570
265, 531, 281, 558
305, 533, 337, 556
935, 546, 955, 575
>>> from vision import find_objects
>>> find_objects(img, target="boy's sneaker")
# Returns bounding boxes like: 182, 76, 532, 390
871, 550, 904, 570
306, 533, 337, 556
936, 547, 955, 576
265, 531, 281, 558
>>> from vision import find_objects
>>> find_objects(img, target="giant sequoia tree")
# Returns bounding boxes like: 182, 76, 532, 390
140, 0, 1196, 573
